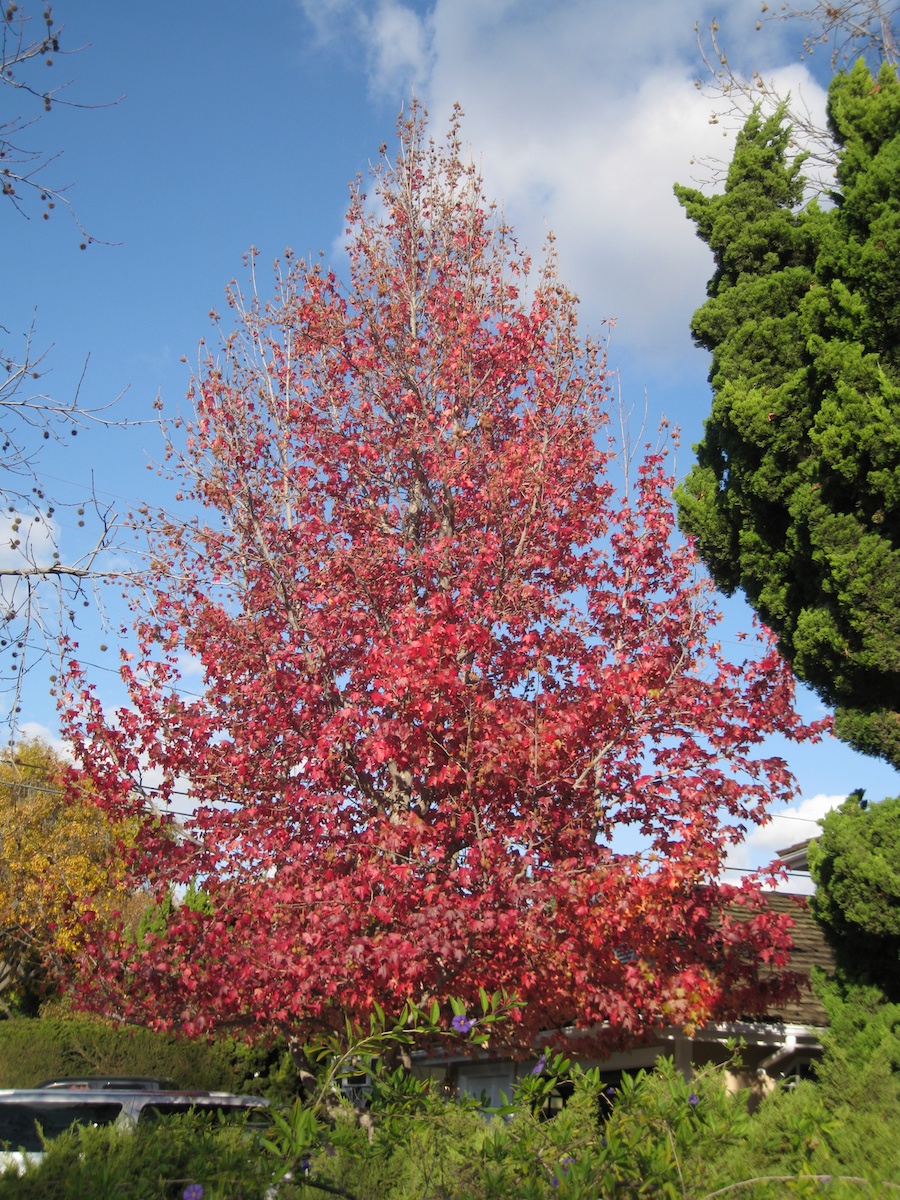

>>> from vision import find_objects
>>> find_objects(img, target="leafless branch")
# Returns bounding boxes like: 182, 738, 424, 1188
769, 0, 899, 71
0, 7, 136, 729
1, 2, 122, 242
690, 2, 899, 195
0, 324, 148, 724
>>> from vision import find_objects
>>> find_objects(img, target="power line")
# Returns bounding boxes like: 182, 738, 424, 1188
0, 751, 840, 832
722, 865, 810, 878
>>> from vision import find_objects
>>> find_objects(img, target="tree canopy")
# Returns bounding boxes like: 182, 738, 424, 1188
674, 59, 900, 767
60, 110, 824, 1052
808, 794, 900, 998
0, 737, 137, 1012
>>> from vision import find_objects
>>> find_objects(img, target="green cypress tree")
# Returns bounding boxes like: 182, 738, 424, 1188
675, 60, 900, 767
808, 794, 900, 999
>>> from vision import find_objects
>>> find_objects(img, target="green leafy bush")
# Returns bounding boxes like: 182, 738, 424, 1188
279, 1053, 900, 1199
4, 1056, 900, 1199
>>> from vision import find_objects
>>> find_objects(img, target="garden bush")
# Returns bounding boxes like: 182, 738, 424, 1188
3, 1055, 900, 1199
299, 1060, 881, 1199
3, 989, 900, 1199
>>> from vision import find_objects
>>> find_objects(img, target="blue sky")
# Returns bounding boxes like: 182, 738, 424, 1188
4, 0, 898, 876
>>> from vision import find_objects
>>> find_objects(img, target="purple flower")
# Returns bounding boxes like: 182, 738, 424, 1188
299, 1155, 311, 1173
451, 1014, 476, 1033
183, 1187, 204, 1200
552, 1157, 575, 1186
531, 1052, 547, 1076
688, 1092, 699, 1107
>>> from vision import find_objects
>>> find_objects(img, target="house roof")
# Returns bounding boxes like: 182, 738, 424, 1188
775, 838, 816, 872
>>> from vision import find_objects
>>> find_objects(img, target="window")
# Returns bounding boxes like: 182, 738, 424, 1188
137, 1102, 269, 1130
0, 1102, 123, 1152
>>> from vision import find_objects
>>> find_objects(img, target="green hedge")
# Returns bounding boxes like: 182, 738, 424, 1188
0, 1018, 300, 1100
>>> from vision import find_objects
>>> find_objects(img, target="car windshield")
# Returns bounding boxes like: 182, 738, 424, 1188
0, 1102, 124, 1152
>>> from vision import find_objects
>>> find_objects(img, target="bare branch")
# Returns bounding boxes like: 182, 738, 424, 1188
769, 0, 899, 71
1, 3, 123, 242
691, 2, 899, 194
0, 8, 136, 730
0, 326, 148, 723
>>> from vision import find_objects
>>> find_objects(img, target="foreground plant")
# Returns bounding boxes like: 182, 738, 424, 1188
3, 1036, 899, 1198
62, 105, 823, 1052
268, 1054, 900, 1199
262, 989, 519, 1186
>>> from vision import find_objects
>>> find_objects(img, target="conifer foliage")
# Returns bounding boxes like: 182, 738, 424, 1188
675, 61, 900, 767
809, 794, 900, 999
62, 111, 822, 1049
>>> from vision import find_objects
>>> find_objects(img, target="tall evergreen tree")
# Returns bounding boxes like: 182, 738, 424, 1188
808, 794, 900, 999
675, 60, 900, 767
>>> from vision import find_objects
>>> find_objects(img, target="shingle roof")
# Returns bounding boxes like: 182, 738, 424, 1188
759, 892, 835, 1027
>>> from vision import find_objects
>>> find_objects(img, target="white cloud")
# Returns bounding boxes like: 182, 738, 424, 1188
363, 1, 433, 94
727, 792, 846, 893
175, 650, 205, 680
302, 0, 830, 364
419, 1, 828, 361
296, 0, 357, 43
0, 510, 58, 572
297, 0, 432, 95
16, 721, 72, 760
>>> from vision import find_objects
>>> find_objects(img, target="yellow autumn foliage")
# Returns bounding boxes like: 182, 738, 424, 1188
0, 737, 137, 1003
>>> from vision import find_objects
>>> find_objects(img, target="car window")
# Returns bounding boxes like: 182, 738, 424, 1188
0, 1102, 124, 1152
137, 1102, 270, 1129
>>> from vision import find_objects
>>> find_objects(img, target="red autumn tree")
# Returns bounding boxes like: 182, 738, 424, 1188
61, 110, 824, 1052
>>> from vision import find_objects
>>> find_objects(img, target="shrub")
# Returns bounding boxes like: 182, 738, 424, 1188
287, 1055, 900, 1199
3, 1056, 900, 1199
